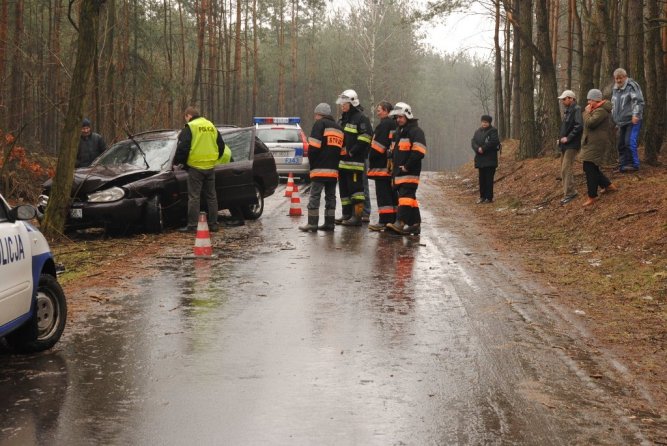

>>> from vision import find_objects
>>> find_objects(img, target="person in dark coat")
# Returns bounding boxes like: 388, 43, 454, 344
580, 89, 618, 207
470, 115, 500, 203
557, 89, 583, 205
76, 118, 107, 168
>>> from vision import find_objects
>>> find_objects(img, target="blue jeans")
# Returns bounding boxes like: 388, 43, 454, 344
617, 122, 641, 169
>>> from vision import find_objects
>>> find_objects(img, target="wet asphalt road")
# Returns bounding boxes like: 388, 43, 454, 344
0, 173, 661, 445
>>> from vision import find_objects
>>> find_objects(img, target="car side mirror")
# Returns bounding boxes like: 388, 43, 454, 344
9, 204, 38, 222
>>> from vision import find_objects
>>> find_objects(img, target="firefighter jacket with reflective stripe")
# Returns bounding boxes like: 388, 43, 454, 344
307, 116, 343, 182
338, 106, 372, 172
392, 120, 427, 187
174, 116, 224, 170
368, 117, 397, 179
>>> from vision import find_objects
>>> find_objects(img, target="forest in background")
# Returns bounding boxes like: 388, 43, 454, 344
1, 0, 666, 189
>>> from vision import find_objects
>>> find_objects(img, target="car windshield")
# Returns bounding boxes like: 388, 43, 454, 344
256, 128, 301, 144
95, 137, 176, 171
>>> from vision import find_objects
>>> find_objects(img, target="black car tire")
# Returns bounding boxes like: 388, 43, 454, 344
242, 182, 264, 220
144, 195, 164, 233
6, 274, 67, 353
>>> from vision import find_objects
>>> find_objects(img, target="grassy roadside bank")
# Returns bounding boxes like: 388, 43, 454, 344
436, 140, 666, 412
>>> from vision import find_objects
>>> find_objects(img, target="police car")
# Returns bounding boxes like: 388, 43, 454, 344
254, 117, 310, 181
0, 193, 66, 352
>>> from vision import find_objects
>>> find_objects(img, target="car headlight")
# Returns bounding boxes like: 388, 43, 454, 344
87, 187, 125, 202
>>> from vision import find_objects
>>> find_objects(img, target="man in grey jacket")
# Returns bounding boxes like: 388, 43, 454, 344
611, 68, 644, 172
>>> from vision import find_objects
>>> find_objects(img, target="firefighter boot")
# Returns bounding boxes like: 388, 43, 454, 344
318, 216, 336, 231
335, 215, 351, 225
299, 216, 319, 232
403, 223, 421, 235
386, 220, 406, 235
342, 203, 363, 226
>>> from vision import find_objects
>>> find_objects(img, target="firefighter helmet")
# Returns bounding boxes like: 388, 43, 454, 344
389, 102, 415, 120
336, 89, 360, 107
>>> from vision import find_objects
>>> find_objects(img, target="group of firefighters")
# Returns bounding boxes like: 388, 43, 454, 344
299, 89, 427, 236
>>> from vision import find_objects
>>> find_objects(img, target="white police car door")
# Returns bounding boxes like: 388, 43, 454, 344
0, 197, 33, 326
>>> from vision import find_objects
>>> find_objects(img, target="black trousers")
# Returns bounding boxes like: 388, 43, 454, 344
582, 161, 611, 198
396, 184, 421, 226
373, 179, 397, 224
338, 169, 364, 217
478, 166, 496, 200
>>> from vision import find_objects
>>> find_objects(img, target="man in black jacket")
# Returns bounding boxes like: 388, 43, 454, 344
76, 118, 107, 168
557, 89, 583, 205
470, 115, 500, 204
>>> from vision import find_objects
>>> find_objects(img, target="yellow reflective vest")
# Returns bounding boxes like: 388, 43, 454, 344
186, 117, 219, 169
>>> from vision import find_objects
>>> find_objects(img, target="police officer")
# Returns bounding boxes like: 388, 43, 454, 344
367, 101, 398, 231
299, 103, 344, 232
335, 89, 372, 227
174, 106, 225, 232
386, 102, 426, 236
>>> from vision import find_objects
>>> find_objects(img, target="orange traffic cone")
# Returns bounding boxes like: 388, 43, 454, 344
288, 189, 303, 216
284, 173, 295, 197
193, 212, 214, 257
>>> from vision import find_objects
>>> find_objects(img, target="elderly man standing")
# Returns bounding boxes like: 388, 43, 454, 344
557, 90, 583, 205
611, 68, 644, 172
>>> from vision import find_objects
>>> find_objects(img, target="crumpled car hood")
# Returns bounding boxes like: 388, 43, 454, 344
44, 165, 160, 198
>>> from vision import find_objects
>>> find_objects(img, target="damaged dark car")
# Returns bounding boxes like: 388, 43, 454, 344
38, 126, 278, 233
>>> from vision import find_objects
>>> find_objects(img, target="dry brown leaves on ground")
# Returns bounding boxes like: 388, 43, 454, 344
437, 140, 666, 408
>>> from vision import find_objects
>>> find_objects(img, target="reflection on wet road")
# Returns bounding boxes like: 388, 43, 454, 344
0, 174, 659, 445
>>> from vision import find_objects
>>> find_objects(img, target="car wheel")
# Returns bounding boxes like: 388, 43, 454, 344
242, 182, 264, 220
6, 274, 67, 353
144, 195, 164, 233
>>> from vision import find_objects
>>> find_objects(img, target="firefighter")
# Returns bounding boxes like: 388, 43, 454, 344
367, 101, 398, 232
334, 89, 372, 226
299, 103, 344, 232
386, 102, 426, 236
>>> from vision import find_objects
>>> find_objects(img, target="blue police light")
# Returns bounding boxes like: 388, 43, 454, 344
253, 117, 301, 125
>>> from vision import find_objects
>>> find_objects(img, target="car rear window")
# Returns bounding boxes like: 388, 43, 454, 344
256, 128, 301, 144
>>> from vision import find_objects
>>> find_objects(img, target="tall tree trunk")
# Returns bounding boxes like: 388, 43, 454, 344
510, 0, 521, 139
535, 0, 560, 155
580, 2, 603, 95
504, 12, 512, 138
9, 0, 24, 135
191, 0, 205, 105
517, 0, 538, 159
277, 0, 285, 115
0, 0, 7, 128
643, 0, 665, 165
232, 0, 242, 122
43, 0, 101, 237
494, 0, 505, 139
252, 0, 258, 117
164, 0, 174, 125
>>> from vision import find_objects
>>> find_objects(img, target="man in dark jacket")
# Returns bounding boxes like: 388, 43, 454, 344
299, 103, 343, 232
335, 89, 372, 227
76, 118, 107, 168
385, 102, 426, 236
470, 115, 500, 204
367, 101, 398, 232
557, 89, 583, 205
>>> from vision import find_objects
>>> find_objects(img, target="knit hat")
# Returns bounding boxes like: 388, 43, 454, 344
586, 89, 603, 101
481, 115, 493, 124
314, 103, 331, 116
82, 118, 92, 127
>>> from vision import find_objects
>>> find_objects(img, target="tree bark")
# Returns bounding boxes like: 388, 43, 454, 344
494, 0, 505, 139
43, 0, 101, 237
643, 0, 665, 165
516, 0, 538, 159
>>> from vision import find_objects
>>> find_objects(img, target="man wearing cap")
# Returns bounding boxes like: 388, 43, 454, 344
76, 118, 107, 168
299, 103, 344, 232
557, 89, 583, 205
470, 115, 500, 204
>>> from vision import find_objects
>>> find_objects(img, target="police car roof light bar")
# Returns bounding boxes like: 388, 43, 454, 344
253, 117, 300, 125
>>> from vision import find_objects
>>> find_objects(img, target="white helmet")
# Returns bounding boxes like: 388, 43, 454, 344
389, 102, 415, 119
336, 89, 360, 107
